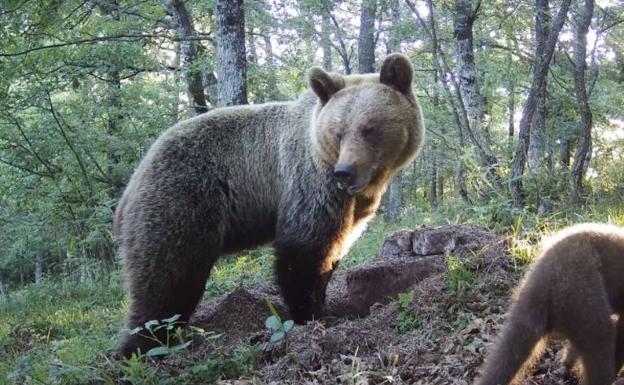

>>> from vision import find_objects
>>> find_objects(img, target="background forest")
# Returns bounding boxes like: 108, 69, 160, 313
0, 0, 623, 384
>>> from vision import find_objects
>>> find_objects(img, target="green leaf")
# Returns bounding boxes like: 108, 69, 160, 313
144, 319, 160, 330
283, 320, 294, 332
170, 341, 192, 352
265, 315, 281, 331
129, 326, 143, 335
270, 331, 285, 343
162, 314, 181, 324
146, 346, 170, 357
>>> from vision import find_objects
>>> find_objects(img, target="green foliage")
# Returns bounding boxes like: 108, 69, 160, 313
0, 263, 262, 384
206, 249, 274, 299
394, 291, 422, 334
446, 253, 476, 299
0, 272, 123, 384
450, 312, 471, 332
264, 300, 294, 343
128, 314, 190, 358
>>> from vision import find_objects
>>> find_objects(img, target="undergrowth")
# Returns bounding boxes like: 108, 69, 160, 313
1, 196, 624, 384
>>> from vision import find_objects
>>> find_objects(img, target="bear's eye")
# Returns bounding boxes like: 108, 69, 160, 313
334, 132, 343, 142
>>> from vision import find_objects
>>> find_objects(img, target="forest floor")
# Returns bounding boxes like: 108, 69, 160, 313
3, 202, 624, 385
178, 224, 580, 385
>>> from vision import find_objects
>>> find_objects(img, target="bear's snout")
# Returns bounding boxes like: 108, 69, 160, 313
333, 164, 356, 182
333, 163, 369, 194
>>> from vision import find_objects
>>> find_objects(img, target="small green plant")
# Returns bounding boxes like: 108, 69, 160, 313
128, 314, 191, 357
446, 253, 475, 298
394, 291, 422, 334
6, 356, 32, 383
264, 300, 294, 343
450, 312, 471, 331
509, 237, 538, 267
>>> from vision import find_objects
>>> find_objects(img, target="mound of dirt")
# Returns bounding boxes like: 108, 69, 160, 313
191, 285, 286, 342
190, 225, 579, 384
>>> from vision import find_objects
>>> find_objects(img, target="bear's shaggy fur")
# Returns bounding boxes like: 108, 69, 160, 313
114, 54, 424, 357
474, 223, 624, 385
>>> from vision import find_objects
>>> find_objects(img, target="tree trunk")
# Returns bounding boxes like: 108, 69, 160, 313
508, 81, 515, 138
381, 0, 403, 222
560, 139, 571, 169
570, 0, 594, 198
528, 82, 546, 171
35, 253, 43, 284
166, 0, 209, 114
509, 0, 572, 207
384, 174, 403, 221
437, 175, 444, 202
321, 11, 333, 71
528, 0, 550, 172
107, 70, 124, 198
215, 0, 248, 106
453, 0, 487, 144
173, 41, 182, 119
358, 0, 376, 73
247, 26, 263, 103
247, 28, 257, 65
264, 32, 279, 101
325, 6, 353, 74
388, 0, 401, 53
417, 0, 470, 201
428, 150, 438, 209
99, 0, 125, 200
107, 48, 123, 197
409, 0, 499, 191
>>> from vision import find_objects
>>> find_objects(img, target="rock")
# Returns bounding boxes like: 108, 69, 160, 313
412, 228, 457, 256
378, 229, 414, 258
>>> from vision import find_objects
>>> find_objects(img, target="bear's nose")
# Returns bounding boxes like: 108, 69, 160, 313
333, 164, 356, 181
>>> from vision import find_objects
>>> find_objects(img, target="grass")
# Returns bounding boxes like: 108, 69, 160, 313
0, 273, 260, 385
0, 274, 125, 384
394, 291, 422, 334
2, 194, 624, 384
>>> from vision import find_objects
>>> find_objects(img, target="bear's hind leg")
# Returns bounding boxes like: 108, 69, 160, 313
119, 237, 221, 358
576, 338, 616, 385
565, 304, 616, 385
615, 317, 624, 373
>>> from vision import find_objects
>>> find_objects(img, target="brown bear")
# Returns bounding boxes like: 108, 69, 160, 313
474, 223, 624, 385
114, 53, 425, 357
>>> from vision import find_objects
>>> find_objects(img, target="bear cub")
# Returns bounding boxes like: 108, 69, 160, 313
475, 223, 624, 385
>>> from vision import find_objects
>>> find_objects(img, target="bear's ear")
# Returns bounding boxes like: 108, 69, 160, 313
379, 54, 413, 96
309, 67, 344, 105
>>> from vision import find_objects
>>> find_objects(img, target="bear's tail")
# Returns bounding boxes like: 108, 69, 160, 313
474, 286, 549, 385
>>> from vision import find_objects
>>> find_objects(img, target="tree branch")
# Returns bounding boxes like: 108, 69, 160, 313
45, 92, 94, 194
0, 33, 213, 58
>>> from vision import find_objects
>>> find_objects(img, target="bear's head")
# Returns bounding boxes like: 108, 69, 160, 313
309, 53, 424, 195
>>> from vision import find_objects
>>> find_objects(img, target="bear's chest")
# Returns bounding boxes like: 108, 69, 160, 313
334, 193, 381, 260
354, 194, 380, 223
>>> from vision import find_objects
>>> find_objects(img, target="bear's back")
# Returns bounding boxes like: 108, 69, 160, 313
116, 96, 329, 252
535, 224, 624, 310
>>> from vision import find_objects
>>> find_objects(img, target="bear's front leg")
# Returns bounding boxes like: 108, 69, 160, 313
274, 242, 339, 324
